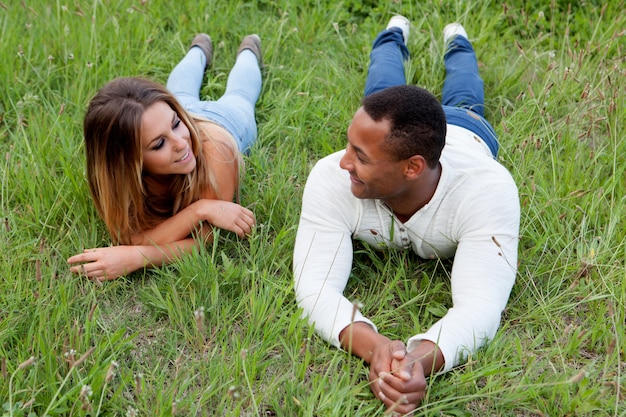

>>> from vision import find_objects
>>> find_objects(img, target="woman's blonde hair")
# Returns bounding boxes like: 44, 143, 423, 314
84, 77, 233, 244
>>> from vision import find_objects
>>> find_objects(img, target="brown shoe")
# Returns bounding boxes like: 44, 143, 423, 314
237, 34, 262, 67
190, 33, 213, 68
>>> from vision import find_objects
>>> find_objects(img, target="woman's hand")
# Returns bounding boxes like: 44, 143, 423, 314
196, 199, 256, 238
67, 246, 144, 281
131, 199, 255, 246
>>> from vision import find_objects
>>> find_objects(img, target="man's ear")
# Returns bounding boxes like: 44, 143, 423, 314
404, 155, 427, 179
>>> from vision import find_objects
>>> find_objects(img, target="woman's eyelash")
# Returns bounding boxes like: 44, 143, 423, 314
150, 116, 180, 150
153, 139, 165, 150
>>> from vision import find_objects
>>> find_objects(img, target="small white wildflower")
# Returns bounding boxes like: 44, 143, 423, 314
105, 360, 119, 382
79, 384, 93, 399
227, 385, 240, 398
193, 307, 205, 319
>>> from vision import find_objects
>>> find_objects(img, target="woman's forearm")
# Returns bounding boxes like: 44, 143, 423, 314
68, 237, 201, 281
132, 200, 214, 245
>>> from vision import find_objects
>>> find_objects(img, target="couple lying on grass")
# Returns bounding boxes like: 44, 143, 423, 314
68, 17, 519, 414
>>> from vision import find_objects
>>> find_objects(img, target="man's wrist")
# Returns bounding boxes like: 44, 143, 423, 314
406, 340, 445, 376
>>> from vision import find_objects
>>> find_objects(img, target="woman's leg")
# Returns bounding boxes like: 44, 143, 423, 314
364, 28, 409, 97
218, 50, 262, 116
200, 48, 262, 154
166, 46, 207, 108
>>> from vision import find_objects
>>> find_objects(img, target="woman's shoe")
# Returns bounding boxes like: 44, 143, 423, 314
190, 33, 213, 68
237, 34, 262, 67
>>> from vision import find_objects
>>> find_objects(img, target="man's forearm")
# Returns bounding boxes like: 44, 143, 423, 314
339, 322, 390, 364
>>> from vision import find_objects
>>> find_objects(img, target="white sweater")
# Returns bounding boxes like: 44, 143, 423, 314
293, 125, 520, 372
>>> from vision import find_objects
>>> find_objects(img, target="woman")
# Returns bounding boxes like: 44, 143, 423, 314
68, 33, 263, 281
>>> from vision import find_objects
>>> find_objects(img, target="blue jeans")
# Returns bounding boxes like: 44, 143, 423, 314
364, 28, 499, 157
166, 47, 262, 154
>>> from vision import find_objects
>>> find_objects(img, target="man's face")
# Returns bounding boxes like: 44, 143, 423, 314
339, 107, 408, 201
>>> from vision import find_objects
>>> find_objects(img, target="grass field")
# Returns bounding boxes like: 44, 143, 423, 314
1, 0, 624, 416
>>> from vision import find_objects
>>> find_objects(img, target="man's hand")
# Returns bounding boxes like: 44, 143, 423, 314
339, 322, 444, 414
369, 339, 427, 414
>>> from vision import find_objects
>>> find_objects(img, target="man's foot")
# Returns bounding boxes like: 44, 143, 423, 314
387, 15, 410, 44
443, 23, 468, 44
237, 34, 262, 67
190, 33, 213, 68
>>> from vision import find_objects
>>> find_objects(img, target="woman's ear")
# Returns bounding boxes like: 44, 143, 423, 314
404, 155, 427, 179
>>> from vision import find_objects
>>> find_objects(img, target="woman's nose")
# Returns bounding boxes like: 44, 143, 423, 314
172, 134, 187, 151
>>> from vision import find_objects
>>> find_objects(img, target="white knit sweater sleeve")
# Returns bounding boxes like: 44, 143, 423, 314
293, 153, 377, 347
407, 177, 520, 372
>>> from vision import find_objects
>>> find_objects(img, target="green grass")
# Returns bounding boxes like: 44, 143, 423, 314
1, 0, 624, 416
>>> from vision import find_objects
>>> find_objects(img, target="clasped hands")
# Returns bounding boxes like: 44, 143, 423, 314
369, 340, 428, 415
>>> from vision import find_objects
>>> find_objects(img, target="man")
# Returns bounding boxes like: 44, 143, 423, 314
293, 16, 520, 414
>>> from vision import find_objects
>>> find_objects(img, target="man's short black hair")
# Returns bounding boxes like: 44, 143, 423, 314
362, 85, 446, 168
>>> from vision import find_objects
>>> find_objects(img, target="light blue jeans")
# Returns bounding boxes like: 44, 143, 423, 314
364, 28, 499, 157
166, 46, 262, 154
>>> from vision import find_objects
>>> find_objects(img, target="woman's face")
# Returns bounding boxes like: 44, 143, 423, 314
140, 101, 196, 177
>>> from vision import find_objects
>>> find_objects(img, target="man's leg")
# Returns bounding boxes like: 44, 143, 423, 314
364, 16, 410, 97
441, 25, 484, 115
441, 24, 499, 157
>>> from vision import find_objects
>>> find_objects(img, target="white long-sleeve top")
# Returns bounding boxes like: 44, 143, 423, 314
293, 125, 520, 372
